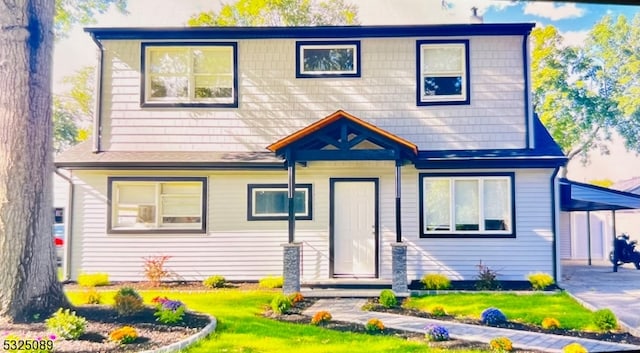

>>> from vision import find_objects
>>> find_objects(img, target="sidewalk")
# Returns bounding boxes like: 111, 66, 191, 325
302, 298, 640, 353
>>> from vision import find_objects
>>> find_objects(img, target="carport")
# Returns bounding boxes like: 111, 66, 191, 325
560, 178, 640, 266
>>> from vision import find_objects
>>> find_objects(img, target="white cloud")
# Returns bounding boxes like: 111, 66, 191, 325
562, 30, 589, 47
523, 2, 586, 21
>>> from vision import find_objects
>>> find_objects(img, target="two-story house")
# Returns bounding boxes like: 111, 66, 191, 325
55, 23, 569, 291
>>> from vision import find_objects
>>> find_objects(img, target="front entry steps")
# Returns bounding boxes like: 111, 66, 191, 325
301, 279, 409, 298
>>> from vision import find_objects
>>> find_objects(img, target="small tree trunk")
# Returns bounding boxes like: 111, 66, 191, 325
0, 0, 68, 323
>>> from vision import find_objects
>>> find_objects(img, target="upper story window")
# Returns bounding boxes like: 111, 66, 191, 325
296, 41, 361, 78
417, 40, 470, 106
419, 173, 515, 238
108, 177, 207, 234
141, 42, 238, 108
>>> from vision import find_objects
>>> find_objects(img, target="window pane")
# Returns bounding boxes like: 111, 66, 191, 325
423, 179, 450, 231
150, 76, 188, 98
161, 195, 201, 216
424, 76, 462, 96
484, 179, 510, 231
455, 180, 479, 231
254, 189, 307, 216
193, 48, 232, 74
115, 184, 156, 228
149, 50, 188, 74
303, 47, 354, 72
194, 76, 233, 98
423, 47, 462, 72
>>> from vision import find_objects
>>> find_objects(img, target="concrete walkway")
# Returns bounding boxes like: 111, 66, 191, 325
303, 298, 640, 353
561, 260, 640, 336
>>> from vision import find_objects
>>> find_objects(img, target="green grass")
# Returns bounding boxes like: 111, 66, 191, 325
66, 289, 488, 353
404, 292, 599, 331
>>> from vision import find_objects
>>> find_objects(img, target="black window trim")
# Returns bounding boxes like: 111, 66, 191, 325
107, 176, 208, 234
418, 172, 516, 238
416, 39, 471, 106
247, 183, 313, 221
140, 42, 238, 108
295, 40, 361, 78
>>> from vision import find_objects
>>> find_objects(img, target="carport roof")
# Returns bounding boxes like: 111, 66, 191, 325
560, 178, 640, 211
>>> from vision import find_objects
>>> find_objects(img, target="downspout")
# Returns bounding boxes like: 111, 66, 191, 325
550, 167, 560, 284
89, 33, 104, 153
54, 168, 74, 282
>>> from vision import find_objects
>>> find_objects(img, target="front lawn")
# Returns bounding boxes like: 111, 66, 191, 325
67, 289, 488, 353
403, 292, 598, 331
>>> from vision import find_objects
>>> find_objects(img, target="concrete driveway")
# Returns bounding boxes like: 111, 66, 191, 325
561, 260, 640, 336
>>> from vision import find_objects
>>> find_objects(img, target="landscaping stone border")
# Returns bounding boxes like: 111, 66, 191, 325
138, 313, 217, 353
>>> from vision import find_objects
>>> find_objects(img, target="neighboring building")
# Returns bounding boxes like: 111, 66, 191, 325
56, 23, 571, 287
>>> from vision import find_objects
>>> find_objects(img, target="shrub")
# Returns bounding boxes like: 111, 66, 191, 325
202, 275, 226, 289
424, 324, 449, 341
476, 261, 501, 290
77, 272, 110, 287
289, 292, 304, 304
593, 309, 617, 331
45, 308, 87, 340
527, 272, 554, 291
365, 318, 385, 333
563, 342, 588, 353
108, 326, 138, 344
361, 302, 376, 311
421, 273, 452, 290
489, 337, 513, 353
431, 305, 447, 317
259, 276, 284, 289
541, 317, 561, 330
270, 294, 292, 315
311, 311, 332, 325
81, 288, 102, 304
379, 289, 397, 308
113, 287, 145, 317
142, 255, 172, 287
481, 308, 507, 325
152, 296, 186, 324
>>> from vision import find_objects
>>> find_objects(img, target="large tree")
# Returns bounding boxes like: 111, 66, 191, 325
188, 0, 359, 26
531, 15, 640, 177
0, 0, 125, 323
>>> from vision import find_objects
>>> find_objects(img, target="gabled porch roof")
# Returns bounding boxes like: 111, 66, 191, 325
267, 110, 418, 162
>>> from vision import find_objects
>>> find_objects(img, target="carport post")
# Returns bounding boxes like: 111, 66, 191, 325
612, 210, 618, 272
586, 211, 592, 266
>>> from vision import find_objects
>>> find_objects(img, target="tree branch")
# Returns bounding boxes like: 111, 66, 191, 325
566, 125, 602, 161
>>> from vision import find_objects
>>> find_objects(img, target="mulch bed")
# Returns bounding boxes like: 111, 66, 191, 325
0, 305, 210, 353
364, 299, 640, 346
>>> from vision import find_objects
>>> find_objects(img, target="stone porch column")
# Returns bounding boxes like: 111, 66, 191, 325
282, 243, 302, 294
391, 242, 408, 293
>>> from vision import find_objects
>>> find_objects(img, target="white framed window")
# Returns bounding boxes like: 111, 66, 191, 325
247, 184, 312, 220
108, 177, 207, 233
141, 43, 237, 107
419, 173, 514, 237
417, 40, 469, 105
296, 41, 360, 78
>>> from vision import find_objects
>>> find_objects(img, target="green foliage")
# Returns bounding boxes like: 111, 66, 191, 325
113, 287, 145, 316
77, 272, 110, 287
203, 275, 226, 289
259, 276, 284, 289
81, 288, 102, 304
54, 0, 128, 37
379, 289, 397, 308
421, 273, 452, 290
593, 308, 618, 331
270, 294, 292, 315
45, 308, 87, 340
154, 302, 186, 324
527, 272, 554, 291
187, 0, 359, 27
53, 66, 96, 152
365, 318, 384, 333
430, 305, 447, 317
532, 15, 640, 170
476, 261, 501, 290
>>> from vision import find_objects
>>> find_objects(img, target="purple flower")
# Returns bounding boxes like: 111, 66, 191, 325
162, 300, 184, 311
49, 334, 57, 340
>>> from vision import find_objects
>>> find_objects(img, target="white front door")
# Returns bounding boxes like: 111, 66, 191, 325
331, 179, 377, 278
